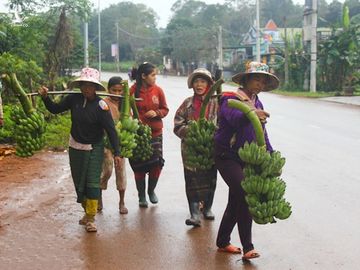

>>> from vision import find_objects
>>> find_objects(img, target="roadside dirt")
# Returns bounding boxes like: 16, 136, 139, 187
0, 149, 86, 270
0, 150, 70, 227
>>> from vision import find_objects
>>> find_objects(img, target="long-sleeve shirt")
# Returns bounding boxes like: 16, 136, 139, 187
214, 92, 273, 160
42, 94, 120, 156
130, 84, 169, 137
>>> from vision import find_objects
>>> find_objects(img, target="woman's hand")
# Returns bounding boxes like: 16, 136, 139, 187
114, 156, 123, 169
255, 109, 270, 124
144, 110, 157, 118
38, 86, 49, 98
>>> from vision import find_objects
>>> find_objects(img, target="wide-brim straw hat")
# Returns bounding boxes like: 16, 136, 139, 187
232, 62, 279, 91
69, 67, 106, 91
187, 68, 214, 89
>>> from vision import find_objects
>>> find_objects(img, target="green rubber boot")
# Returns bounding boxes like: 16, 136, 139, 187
203, 191, 215, 220
185, 202, 201, 227
148, 178, 159, 204
135, 179, 148, 208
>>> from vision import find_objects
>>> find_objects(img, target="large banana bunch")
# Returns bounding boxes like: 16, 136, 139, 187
11, 106, 46, 157
104, 117, 139, 158
128, 95, 153, 162
239, 142, 292, 224
1, 73, 46, 158
184, 119, 216, 170
103, 80, 140, 157
183, 78, 224, 171
131, 123, 153, 162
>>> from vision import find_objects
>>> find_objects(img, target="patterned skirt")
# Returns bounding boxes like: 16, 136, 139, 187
184, 166, 217, 202
68, 141, 104, 203
129, 135, 165, 173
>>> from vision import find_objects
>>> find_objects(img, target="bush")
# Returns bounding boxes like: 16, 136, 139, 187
90, 61, 135, 72
43, 112, 71, 151
0, 105, 16, 143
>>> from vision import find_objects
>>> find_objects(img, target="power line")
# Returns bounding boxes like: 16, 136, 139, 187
116, 25, 161, 40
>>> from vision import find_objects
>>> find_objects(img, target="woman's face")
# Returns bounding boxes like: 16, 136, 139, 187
244, 74, 267, 94
108, 83, 123, 101
192, 77, 209, 96
80, 82, 97, 99
142, 69, 157, 87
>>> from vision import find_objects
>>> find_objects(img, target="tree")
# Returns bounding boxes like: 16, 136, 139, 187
88, 2, 160, 62
261, 0, 302, 27
318, 4, 360, 92
6, 0, 92, 88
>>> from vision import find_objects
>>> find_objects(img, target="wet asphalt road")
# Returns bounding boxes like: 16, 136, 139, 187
1, 72, 360, 270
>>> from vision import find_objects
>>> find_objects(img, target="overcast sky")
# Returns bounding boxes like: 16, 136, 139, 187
1, 0, 341, 28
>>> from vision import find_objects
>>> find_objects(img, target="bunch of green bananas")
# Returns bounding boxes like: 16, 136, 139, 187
131, 123, 153, 162
239, 141, 292, 224
117, 117, 139, 158
11, 106, 46, 157
184, 119, 216, 170
182, 79, 224, 171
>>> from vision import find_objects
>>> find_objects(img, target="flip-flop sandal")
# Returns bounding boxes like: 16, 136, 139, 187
218, 244, 242, 254
242, 250, 260, 260
85, 221, 97, 233
119, 205, 128, 215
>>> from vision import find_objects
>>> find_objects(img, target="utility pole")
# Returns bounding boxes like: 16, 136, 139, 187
98, 0, 101, 77
218, 25, 223, 70
84, 20, 89, 67
310, 0, 317, 92
284, 16, 289, 87
116, 22, 120, 72
256, 0, 261, 62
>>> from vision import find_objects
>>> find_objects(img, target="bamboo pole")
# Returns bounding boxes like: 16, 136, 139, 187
26, 90, 142, 101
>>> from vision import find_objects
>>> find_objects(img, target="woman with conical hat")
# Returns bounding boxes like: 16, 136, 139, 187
174, 68, 219, 227
38, 67, 122, 233
214, 62, 279, 259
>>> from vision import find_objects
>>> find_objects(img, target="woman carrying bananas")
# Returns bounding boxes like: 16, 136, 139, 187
129, 62, 169, 208
174, 68, 218, 227
214, 62, 279, 259
99, 76, 128, 215
38, 67, 122, 233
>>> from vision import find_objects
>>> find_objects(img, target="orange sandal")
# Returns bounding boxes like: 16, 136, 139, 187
242, 250, 260, 260
218, 244, 242, 254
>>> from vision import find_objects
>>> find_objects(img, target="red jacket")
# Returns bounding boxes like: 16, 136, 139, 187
130, 84, 169, 137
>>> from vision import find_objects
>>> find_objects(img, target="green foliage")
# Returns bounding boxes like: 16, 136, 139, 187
318, 4, 360, 91
8, 0, 91, 19
0, 53, 43, 92
90, 61, 135, 72
275, 33, 308, 90
272, 89, 344, 98
135, 48, 162, 66
43, 112, 71, 150
88, 2, 159, 63
0, 105, 16, 143
261, 0, 303, 27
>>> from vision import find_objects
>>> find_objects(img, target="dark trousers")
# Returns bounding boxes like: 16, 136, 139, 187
215, 149, 254, 253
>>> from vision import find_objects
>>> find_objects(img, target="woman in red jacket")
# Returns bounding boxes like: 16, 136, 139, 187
130, 62, 169, 207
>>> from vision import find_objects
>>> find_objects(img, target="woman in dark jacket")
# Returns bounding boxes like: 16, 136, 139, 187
39, 67, 121, 233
